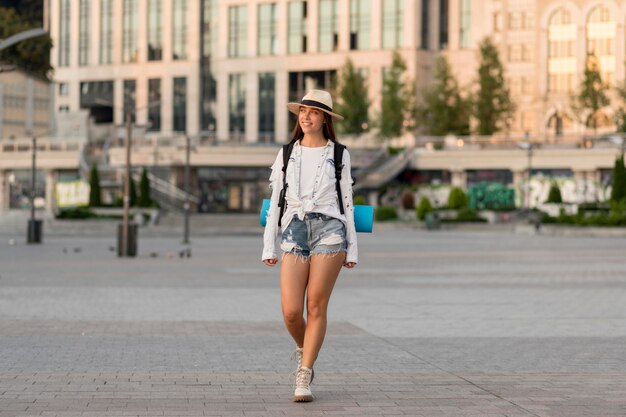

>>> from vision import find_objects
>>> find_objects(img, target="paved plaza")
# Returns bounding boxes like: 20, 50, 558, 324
1, 224, 626, 416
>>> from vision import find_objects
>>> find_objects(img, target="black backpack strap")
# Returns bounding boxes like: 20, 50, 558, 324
334, 143, 346, 215
277, 142, 295, 227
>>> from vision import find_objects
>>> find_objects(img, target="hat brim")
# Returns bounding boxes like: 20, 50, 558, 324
287, 102, 344, 121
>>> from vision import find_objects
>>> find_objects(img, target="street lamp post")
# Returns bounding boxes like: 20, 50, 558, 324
183, 134, 190, 244
517, 139, 534, 210
27, 136, 42, 243
120, 111, 132, 257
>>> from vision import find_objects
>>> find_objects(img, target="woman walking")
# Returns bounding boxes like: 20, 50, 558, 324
262, 90, 358, 402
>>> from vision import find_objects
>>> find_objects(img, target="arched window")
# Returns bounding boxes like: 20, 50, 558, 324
547, 9, 576, 93
586, 5, 615, 85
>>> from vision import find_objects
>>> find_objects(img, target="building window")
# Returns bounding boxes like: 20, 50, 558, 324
79, 0, 90, 66
493, 12, 502, 32
523, 12, 534, 29
459, 0, 470, 48
59, 0, 70, 67
509, 12, 522, 30
319, 0, 339, 52
100, 0, 113, 64
547, 8, 576, 93
123, 80, 136, 123
586, 5, 615, 85
148, 79, 161, 131
288, 1, 307, 54
173, 0, 187, 60
229, 74, 246, 139
258, 73, 276, 141
173, 77, 187, 132
59, 105, 70, 112
201, 0, 217, 134
123, 0, 139, 63
258, 3, 277, 56
228, 5, 247, 57
59, 83, 69, 96
420, 0, 429, 49
438, 0, 448, 49
382, 0, 403, 49
350, 0, 370, 50
148, 0, 163, 61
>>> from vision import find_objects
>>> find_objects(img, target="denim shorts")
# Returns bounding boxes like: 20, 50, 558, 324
281, 213, 347, 259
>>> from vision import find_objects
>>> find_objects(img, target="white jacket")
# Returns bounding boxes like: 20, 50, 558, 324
262, 140, 358, 264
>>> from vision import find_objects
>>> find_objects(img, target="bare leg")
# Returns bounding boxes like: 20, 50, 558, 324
280, 254, 310, 348
301, 252, 345, 368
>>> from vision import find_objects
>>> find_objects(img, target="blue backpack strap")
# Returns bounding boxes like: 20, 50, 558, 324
334, 143, 346, 215
278, 141, 295, 227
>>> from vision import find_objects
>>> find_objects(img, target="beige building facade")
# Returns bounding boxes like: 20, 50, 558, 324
47, 0, 626, 144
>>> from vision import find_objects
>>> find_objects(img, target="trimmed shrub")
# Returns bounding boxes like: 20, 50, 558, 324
138, 167, 153, 207
56, 207, 95, 219
88, 165, 102, 207
546, 182, 563, 203
416, 196, 433, 221
375, 205, 398, 221
448, 186, 468, 209
611, 155, 626, 203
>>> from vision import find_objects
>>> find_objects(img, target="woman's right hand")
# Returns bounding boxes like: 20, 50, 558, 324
263, 258, 278, 266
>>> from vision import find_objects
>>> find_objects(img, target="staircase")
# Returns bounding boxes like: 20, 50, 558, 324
353, 147, 415, 192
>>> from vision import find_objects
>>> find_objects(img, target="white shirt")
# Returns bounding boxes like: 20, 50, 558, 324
262, 140, 358, 264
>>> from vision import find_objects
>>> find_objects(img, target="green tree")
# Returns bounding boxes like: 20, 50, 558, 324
129, 177, 138, 207
614, 80, 626, 133
448, 187, 468, 209
417, 55, 470, 136
334, 58, 370, 135
0, 7, 52, 79
610, 156, 626, 203
88, 165, 102, 207
416, 196, 433, 221
473, 37, 515, 135
571, 54, 610, 133
377, 51, 417, 139
0, 1, 43, 23
138, 167, 153, 207
546, 182, 563, 204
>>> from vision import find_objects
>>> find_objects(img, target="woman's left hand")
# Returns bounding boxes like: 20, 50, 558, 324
344, 262, 356, 269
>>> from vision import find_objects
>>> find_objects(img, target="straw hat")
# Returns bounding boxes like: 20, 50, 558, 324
287, 89, 344, 120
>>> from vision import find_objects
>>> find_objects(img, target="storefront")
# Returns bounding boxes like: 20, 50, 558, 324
197, 167, 270, 213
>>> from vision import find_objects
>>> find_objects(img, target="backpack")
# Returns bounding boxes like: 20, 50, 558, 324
277, 141, 347, 227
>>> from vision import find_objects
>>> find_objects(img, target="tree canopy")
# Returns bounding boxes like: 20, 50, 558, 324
571, 54, 610, 132
333, 58, 370, 135
377, 51, 417, 139
416, 55, 470, 136
473, 37, 515, 135
0, 6, 52, 80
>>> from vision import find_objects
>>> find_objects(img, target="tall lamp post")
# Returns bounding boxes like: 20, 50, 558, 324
183, 134, 191, 244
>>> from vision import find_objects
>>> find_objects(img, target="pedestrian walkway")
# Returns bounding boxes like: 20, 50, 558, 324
1, 230, 625, 416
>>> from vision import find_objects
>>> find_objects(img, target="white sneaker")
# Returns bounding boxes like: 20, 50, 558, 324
293, 367, 314, 402
291, 347, 303, 372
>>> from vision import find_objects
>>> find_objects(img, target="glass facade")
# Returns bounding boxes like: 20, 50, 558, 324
148, 79, 161, 132
173, 0, 187, 60
319, 0, 339, 52
258, 73, 276, 141
201, 0, 217, 135
148, 0, 162, 61
382, 0, 403, 49
123, 0, 139, 63
100, 0, 113, 64
173, 77, 187, 132
420, 0, 429, 49
201, 0, 218, 135
229, 74, 246, 139
59, 0, 70, 67
439, 0, 448, 49
258, 3, 277, 56
228, 5, 247, 57
586, 5, 615, 85
547, 8, 575, 93
288, 1, 307, 54
78, 0, 90, 66
123, 80, 136, 123
459, 0, 470, 48
350, 0, 370, 50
